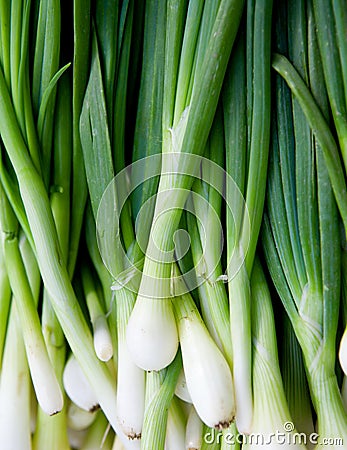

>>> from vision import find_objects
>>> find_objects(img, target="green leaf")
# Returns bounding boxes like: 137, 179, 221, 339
80, 30, 114, 220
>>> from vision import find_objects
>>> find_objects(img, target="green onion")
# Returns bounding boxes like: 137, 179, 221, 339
140, 352, 182, 450
172, 265, 235, 430
81, 263, 113, 362
263, 3, 347, 443
127, 0, 245, 372
2, 2, 347, 448
0, 190, 63, 416
175, 368, 192, 404
67, 403, 97, 432
79, 411, 114, 450
114, 286, 145, 441
271, 54, 347, 231
0, 27, 132, 444
188, 109, 233, 366
0, 301, 32, 450
67, 0, 91, 278
224, 0, 273, 433
311, 0, 347, 168
165, 396, 186, 449
33, 73, 72, 450
280, 316, 314, 440
185, 406, 203, 450
32, 0, 61, 186
0, 228, 11, 368
243, 259, 305, 449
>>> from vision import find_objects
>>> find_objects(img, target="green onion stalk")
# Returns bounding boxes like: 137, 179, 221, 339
263, 1, 347, 444
67, 402, 97, 432
243, 259, 305, 449
1, 0, 41, 174
82, 3, 201, 448
80, 26, 120, 373
80, 262, 113, 363
271, 54, 347, 233
0, 0, 103, 445
67, 0, 91, 278
33, 73, 72, 450
126, 0, 245, 374
32, 0, 61, 188
124, 0, 168, 371
185, 406, 204, 449
0, 186, 63, 416
275, 5, 315, 439
0, 301, 32, 450
92, 2, 245, 445
84, 206, 114, 336
187, 109, 233, 367
223, 0, 273, 433
311, 0, 347, 169
164, 396, 186, 449
311, 0, 347, 385
80, 1, 147, 444
172, 263, 235, 430
79, 411, 114, 450
63, 354, 100, 413
0, 30, 138, 450
140, 352, 182, 450
0, 224, 11, 368
0, 231, 40, 449
280, 316, 315, 447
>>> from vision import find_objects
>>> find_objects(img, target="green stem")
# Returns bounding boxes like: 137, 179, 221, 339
0, 234, 11, 369
33, 296, 69, 450
141, 352, 182, 450
68, 0, 91, 277
272, 53, 347, 232
0, 302, 32, 450
0, 62, 128, 443
312, 0, 347, 168
308, 368, 347, 447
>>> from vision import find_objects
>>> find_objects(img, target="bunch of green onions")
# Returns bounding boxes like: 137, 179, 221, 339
0, 1, 347, 449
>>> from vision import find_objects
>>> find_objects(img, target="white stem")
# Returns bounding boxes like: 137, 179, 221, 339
116, 332, 145, 439
67, 402, 97, 431
63, 355, 99, 412
2, 235, 63, 416
127, 183, 185, 371
173, 285, 235, 429
228, 266, 253, 434
126, 296, 178, 371
165, 398, 186, 450
67, 428, 88, 449
115, 286, 145, 440
0, 302, 31, 450
93, 315, 113, 362
81, 265, 114, 362
185, 406, 203, 450
27, 338, 64, 416
175, 368, 192, 404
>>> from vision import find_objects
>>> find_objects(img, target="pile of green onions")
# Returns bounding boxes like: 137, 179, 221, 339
0, 0, 347, 449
